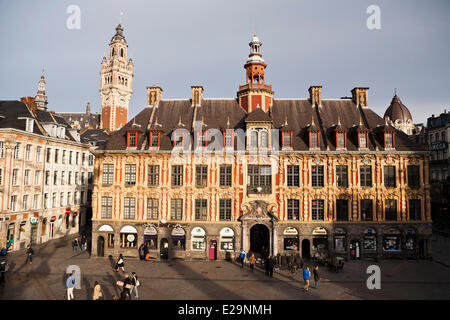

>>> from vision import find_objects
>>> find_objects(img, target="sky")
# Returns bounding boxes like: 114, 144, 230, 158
0, 0, 449, 125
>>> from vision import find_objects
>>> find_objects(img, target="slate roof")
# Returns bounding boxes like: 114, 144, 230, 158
384, 94, 412, 122
55, 112, 101, 130
0, 100, 80, 142
101, 98, 426, 152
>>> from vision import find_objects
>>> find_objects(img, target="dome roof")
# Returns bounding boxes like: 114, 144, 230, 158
384, 94, 412, 123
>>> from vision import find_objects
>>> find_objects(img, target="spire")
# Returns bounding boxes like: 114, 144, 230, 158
35, 69, 48, 110
86, 102, 91, 115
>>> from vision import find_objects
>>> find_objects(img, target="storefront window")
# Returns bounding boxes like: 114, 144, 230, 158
334, 236, 346, 251
144, 226, 158, 250
191, 227, 206, 251
405, 236, 415, 250
172, 226, 186, 250
312, 227, 328, 252
382, 236, 401, 252
219, 228, 235, 252
283, 227, 299, 250
119, 225, 138, 248
108, 233, 114, 248
363, 236, 377, 250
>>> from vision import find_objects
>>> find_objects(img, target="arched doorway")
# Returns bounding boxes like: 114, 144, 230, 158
97, 236, 105, 257
250, 224, 269, 255
302, 239, 311, 258
160, 238, 169, 260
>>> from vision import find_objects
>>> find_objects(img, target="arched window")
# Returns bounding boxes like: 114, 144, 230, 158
120, 48, 124, 57
112, 48, 115, 56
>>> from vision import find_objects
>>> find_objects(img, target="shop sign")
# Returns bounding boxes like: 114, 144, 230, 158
65, 208, 71, 215
30, 217, 38, 225
387, 228, 401, 234
126, 234, 135, 242
220, 228, 234, 237
312, 227, 327, 235
191, 227, 206, 237
144, 226, 157, 236
283, 227, 298, 236
172, 227, 185, 236
334, 228, 346, 234
50, 216, 56, 222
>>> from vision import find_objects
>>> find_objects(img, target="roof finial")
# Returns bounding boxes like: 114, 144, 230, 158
41, 66, 45, 78
227, 116, 230, 127
337, 116, 341, 125
359, 115, 363, 126
254, 25, 257, 37
284, 116, 288, 126
311, 116, 315, 126
178, 115, 182, 126
119, 11, 124, 24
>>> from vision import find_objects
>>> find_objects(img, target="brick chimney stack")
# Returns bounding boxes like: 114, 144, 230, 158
191, 86, 203, 107
308, 86, 322, 106
147, 86, 163, 107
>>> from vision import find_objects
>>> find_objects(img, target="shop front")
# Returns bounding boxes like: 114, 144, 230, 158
333, 228, 347, 259
171, 226, 186, 259
97, 224, 114, 257
6, 223, 14, 251
191, 227, 206, 258
312, 227, 328, 254
283, 227, 299, 252
363, 228, 377, 258
120, 225, 138, 250
405, 228, 416, 259
30, 217, 38, 245
219, 227, 235, 260
382, 228, 402, 257
144, 226, 158, 251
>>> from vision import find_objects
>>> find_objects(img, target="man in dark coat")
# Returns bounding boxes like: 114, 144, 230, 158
138, 244, 145, 260
122, 274, 132, 300
268, 256, 276, 277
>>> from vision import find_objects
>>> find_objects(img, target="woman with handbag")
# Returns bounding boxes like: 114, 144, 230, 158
115, 254, 125, 272
130, 272, 140, 299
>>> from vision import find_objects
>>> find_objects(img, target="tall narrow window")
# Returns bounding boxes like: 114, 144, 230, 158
0, 141, 4, 158
336, 166, 348, 188
150, 132, 159, 147
124, 197, 136, 219
311, 165, 324, 187
360, 165, 372, 187
248, 165, 272, 194
336, 199, 349, 221
287, 199, 300, 220
170, 199, 183, 220
148, 165, 159, 186
147, 198, 159, 220
336, 132, 346, 149
196, 165, 208, 187
360, 199, 373, 221
359, 133, 367, 148
172, 165, 183, 186
195, 199, 208, 221
384, 166, 396, 188
25, 145, 32, 161
260, 130, 268, 148
311, 200, 324, 221
409, 199, 421, 221
36, 146, 41, 162
224, 131, 233, 148
385, 133, 394, 149
250, 131, 258, 147
287, 165, 300, 187
219, 165, 232, 187
14, 143, 21, 160
283, 131, 292, 148
12, 169, 19, 186
125, 164, 136, 186
102, 164, 114, 185
24, 170, 30, 186
310, 132, 319, 148
219, 199, 232, 221
407, 165, 420, 189
101, 197, 113, 219
385, 199, 397, 221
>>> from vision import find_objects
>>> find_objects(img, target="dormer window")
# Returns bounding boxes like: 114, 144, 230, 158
197, 130, 208, 148
260, 130, 268, 148
385, 132, 395, 149
250, 131, 258, 147
127, 131, 138, 148
310, 132, 320, 149
282, 131, 292, 148
149, 131, 160, 148
224, 130, 233, 149
358, 132, 368, 149
26, 118, 34, 133
336, 132, 346, 149
173, 131, 184, 148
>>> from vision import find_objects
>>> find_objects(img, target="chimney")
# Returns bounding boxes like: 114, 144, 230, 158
86, 102, 91, 115
147, 86, 163, 107
351, 87, 369, 107
21, 96, 38, 115
191, 86, 204, 107
308, 86, 322, 106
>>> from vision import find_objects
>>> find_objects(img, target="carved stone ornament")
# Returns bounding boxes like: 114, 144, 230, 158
240, 200, 278, 221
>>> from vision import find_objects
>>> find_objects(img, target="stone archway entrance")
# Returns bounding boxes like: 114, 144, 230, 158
302, 239, 311, 258
250, 224, 270, 255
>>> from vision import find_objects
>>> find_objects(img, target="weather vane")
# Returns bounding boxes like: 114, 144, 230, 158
119, 11, 124, 24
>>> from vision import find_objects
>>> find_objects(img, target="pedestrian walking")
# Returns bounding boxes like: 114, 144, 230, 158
239, 249, 246, 268
302, 266, 311, 292
92, 281, 103, 300
143, 244, 150, 261
25, 245, 33, 265
249, 253, 256, 272
66, 271, 76, 300
122, 274, 132, 300
130, 272, 140, 298
313, 265, 320, 289
72, 238, 79, 252
268, 255, 276, 277
116, 254, 125, 272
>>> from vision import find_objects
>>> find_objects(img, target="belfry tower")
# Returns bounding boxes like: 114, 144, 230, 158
100, 23, 134, 132
237, 32, 274, 113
